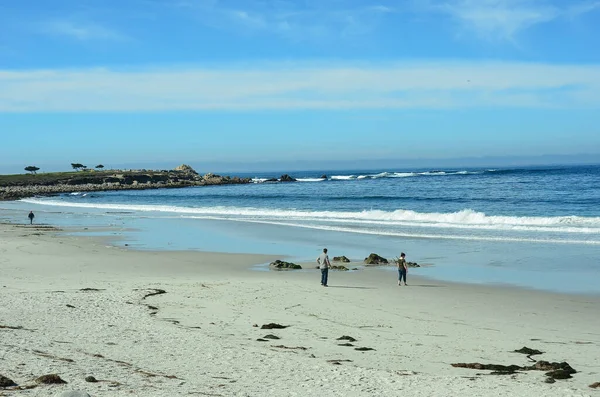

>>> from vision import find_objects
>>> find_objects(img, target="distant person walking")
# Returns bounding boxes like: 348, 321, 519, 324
28, 211, 35, 225
317, 248, 331, 287
397, 252, 408, 286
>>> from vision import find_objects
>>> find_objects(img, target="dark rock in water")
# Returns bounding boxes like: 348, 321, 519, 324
263, 334, 280, 340
279, 174, 297, 182
0, 374, 17, 387
84, 376, 97, 383
355, 347, 376, 351
332, 256, 350, 263
36, 374, 67, 384
320, 175, 327, 179
261, 323, 288, 329
514, 347, 544, 356
590, 382, 600, 388
256, 338, 269, 342
337, 336, 357, 342
264, 178, 278, 182
545, 378, 556, 384
331, 265, 349, 271
269, 260, 302, 270
407, 261, 420, 268
338, 343, 354, 347
364, 253, 388, 265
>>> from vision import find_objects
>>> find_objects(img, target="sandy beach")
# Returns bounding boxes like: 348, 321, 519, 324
1, 222, 599, 397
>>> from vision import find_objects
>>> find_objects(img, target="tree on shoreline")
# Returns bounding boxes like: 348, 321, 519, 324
71, 163, 85, 171
95, 164, 104, 170
24, 166, 40, 175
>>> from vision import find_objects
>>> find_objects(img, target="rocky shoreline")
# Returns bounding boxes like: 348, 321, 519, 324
0, 165, 251, 201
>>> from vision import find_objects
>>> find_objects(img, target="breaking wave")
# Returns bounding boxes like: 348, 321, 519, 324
20, 199, 600, 241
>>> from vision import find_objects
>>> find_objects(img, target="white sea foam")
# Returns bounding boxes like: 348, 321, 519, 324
296, 178, 326, 182
331, 175, 356, 180
330, 170, 482, 180
20, 199, 600, 234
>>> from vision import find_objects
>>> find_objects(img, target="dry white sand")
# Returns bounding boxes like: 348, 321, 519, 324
0, 222, 599, 397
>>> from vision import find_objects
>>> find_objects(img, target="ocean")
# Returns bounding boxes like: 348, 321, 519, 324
2, 164, 599, 294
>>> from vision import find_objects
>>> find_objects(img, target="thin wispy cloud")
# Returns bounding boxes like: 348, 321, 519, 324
1, 62, 599, 112
421, 0, 599, 40
567, 1, 600, 17
43, 20, 127, 41
172, 0, 395, 39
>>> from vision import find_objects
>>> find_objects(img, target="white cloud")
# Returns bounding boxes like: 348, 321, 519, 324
43, 20, 127, 41
422, 0, 599, 40
0, 61, 599, 112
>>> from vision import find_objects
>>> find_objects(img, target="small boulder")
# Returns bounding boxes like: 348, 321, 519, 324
331, 265, 349, 271
269, 260, 302, 270
364, 253, 388, 265
0, 374, 17, 387
590, 382, 600, 388
54, 391, 91, 397
84, 376, 97, 383
279, 174, 297, 182
36, 374, 67, 384
320, 174, 327, 179
407, 261, 420, 268
332, 256, 350, 263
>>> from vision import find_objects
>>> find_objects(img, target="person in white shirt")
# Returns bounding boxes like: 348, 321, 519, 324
316, 248, 331, 287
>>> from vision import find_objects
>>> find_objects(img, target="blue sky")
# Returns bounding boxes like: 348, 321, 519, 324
1, 0, 599, 172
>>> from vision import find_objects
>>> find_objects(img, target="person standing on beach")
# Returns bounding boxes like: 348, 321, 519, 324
397, 252, 408, 286
317, 248, 331, 287
28, 211, 35, 225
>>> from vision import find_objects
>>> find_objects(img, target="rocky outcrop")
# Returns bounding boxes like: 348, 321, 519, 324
279, 174, 296, 182
269, 260, 302, 270
174, 164, 198, 174
333, 256, 350, 263
364, 253, 388, 265
0, 166, 252, 201
320, 174, 327, 179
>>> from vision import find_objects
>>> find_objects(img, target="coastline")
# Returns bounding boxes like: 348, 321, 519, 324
0, 166, 252, 201
1, 223, 599, 396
